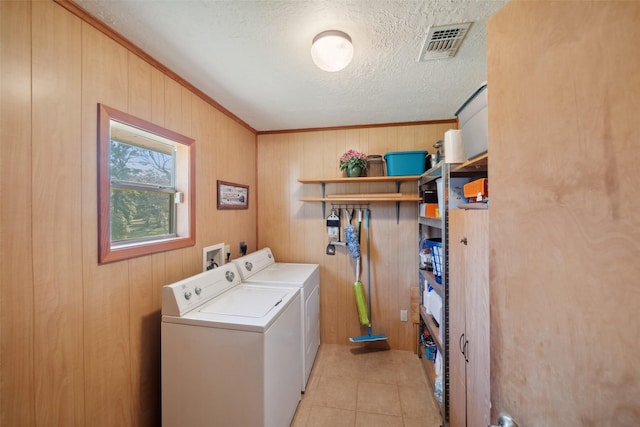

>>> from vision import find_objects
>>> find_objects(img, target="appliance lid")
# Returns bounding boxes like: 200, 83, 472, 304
200, 286, 290, 318
162, 284, 300, 332
243, 263, 319, 286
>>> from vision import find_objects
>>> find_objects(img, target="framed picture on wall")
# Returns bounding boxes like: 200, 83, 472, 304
217, 180, 249, 210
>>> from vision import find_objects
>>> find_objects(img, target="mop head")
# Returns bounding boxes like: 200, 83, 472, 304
349, 334, 388, 343
353, 280, 370, 326
344, 224, 360, 259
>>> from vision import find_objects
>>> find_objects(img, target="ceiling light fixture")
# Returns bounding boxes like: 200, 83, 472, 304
310, 30, 353, 72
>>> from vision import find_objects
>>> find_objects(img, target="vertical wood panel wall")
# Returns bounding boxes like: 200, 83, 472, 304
0, 1, 257, 425
488, 1, 640, 425
257, 123, 454, 351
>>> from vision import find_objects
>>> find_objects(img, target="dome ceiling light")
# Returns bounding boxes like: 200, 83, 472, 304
310, 30, 353, 72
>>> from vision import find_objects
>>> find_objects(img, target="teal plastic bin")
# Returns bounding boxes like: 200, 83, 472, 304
384, 151, 428, 176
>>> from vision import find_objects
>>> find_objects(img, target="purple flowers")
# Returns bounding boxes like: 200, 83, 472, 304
339, 149, 367, 171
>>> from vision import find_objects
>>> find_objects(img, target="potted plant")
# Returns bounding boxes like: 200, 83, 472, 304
339, 149, 367, 177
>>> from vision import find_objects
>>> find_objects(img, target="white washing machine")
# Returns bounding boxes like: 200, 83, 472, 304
233, 248, 320, 392
161, 263, 302, 427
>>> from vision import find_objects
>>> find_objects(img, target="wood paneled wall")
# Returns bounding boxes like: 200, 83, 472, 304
257, 123, 454, 351
0, 1, 257, 425
488, 1, 640, 425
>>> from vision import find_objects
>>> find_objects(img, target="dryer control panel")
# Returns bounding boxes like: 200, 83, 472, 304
232, 247, 275, 279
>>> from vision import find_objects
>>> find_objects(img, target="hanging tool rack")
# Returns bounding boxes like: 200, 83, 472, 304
329, 202, 370, 212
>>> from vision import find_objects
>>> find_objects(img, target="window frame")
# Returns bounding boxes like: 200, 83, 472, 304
98, 103, 196, 264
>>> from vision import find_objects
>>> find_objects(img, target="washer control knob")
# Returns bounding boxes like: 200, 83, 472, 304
244, 262, 253, 272
184, 291, 192, 300
225, 271, 235, 282
194, 287, 202, 296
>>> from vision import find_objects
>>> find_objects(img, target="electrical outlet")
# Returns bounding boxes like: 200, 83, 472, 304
400, 310, 408, 322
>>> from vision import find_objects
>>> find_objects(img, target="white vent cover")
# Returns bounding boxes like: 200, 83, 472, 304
419, 22, 473, 61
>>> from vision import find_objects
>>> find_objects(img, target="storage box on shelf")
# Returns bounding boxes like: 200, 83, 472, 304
384, 151, 428, 176
455, 83, 488, 161
419, 203, 439, 218
463, 178, 489, 202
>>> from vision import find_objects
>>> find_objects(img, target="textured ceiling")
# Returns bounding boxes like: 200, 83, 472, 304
74, 0, 508, 132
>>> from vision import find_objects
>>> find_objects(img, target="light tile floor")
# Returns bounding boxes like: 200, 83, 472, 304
291, 343, 442, 427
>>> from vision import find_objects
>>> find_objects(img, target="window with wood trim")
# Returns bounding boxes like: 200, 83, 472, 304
98, 104, 195, 264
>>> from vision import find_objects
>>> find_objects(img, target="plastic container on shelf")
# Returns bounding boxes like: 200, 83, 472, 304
365, 155, 385, 176
455, 83, 488, 161
436, 177, 472, 212
424, 238, 443, 283
425, 342, 438, 361
419, 203, 439, 218
464, 178, 488, 202
384, 150, 428, 176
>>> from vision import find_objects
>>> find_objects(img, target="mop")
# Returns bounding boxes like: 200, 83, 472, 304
345, 210, 369, 325
349, 208, 388, 343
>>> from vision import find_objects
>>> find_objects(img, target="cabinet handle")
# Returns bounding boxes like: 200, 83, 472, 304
460, 237, 467, 245
459, 333, 465, 355
463, 339, 469, 363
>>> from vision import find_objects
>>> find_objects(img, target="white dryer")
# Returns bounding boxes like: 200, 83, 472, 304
233, 248, 320, 391
161, 263, 302, 427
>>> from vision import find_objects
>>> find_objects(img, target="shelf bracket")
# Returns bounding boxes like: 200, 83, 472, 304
321, 182, 326, 218
395, 180, 401, 224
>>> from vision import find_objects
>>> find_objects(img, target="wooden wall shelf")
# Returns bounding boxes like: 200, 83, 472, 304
298, 175, 421, 184
300, 194, 421, 202
298, 175, 421, 222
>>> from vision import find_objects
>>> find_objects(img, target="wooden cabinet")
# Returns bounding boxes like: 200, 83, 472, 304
449, 209, 490, 427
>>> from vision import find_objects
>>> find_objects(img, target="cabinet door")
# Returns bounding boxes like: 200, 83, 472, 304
464, 210, 490, 427
449, 209, 490, 427
449, 210, 468, 427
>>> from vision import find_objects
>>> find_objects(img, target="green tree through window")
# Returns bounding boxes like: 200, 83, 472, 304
109, 139, 175, 242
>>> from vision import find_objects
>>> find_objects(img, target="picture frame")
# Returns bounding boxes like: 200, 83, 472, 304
217, 180, 249, 210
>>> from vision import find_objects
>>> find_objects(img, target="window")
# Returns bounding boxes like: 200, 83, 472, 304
98, 104, 195, 263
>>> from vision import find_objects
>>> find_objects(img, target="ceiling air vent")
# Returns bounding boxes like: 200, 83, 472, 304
419, 22, 473, 61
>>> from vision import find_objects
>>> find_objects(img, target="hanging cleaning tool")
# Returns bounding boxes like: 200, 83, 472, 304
344, 212, 368, 325
353, 258, 369, 326
350, 208, 388, 343
326, 209, 340, 255
344, 209, 360, 260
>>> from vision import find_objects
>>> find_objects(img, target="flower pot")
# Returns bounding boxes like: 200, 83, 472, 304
346, 165, 363, 177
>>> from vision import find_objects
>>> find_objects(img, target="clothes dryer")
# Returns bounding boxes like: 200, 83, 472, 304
233, 248, 320, 391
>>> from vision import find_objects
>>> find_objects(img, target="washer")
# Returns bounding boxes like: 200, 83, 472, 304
161, 263, 301, 427
233, 248, 320, 391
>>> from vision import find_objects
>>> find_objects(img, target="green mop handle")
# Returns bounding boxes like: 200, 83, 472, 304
365, 208, 372, 328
